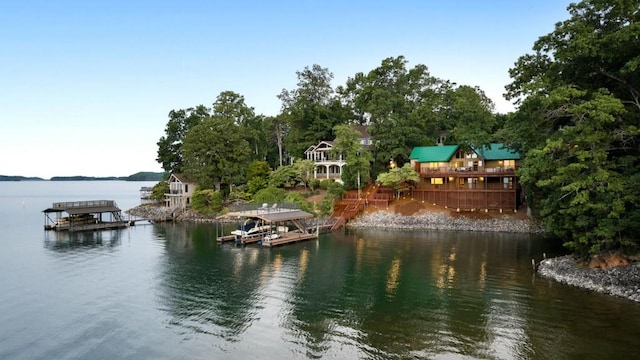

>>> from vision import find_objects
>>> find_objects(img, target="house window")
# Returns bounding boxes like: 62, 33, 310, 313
503, 160, 515, 170
430, 178, 443, 185
503, 177, 513, 189
185, 184, 188, 193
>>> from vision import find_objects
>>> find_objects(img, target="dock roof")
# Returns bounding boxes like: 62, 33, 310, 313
221, 208, 314, 222
43, 200, 121, 214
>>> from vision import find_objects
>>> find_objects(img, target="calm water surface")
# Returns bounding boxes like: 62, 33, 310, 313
1, 181, 639, 359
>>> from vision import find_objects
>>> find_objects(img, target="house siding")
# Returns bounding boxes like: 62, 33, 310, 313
410, 144, 521, 211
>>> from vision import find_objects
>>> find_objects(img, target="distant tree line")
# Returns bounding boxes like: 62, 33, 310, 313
0, 172, 166, 182
155, 0, 640, 257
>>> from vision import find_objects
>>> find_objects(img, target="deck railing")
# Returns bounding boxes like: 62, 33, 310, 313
51, 200, 116, 209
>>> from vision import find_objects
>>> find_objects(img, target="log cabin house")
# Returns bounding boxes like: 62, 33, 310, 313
409, 143, 522, 212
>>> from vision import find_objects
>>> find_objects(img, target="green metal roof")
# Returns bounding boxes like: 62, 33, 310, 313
409, 145, 459, 162
474, 143, 520, 160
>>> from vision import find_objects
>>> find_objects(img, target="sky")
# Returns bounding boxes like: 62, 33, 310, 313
1, 0, 571, 179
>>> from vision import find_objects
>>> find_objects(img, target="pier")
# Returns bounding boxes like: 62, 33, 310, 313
217, 204, 319, 246
43, 200, 129, 232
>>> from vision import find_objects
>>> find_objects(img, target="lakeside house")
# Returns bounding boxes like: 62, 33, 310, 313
304, 125, 371, 183
409, 143, 521, 212
165, 173, 196, 209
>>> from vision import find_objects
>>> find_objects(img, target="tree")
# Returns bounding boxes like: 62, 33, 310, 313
331, 125, 373, 190
278, 64, 349, 158
445, 85, 497, 150
191, 188, 224, 214
268, 164, 299, 188
181, 117, 250, 191
505, 0, 640, 255
341, 56, 443, 174
376, 163, 420, 199
156, 105, 210, 173
292, 159, 317, 189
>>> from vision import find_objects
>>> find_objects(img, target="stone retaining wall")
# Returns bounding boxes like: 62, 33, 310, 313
346, 210, 543, 233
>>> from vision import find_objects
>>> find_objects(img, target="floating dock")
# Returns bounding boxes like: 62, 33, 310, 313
43, 200, 129, 232
217, 205, 318, 246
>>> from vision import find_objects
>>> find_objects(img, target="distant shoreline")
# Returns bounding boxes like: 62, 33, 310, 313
0, 172, 166, 182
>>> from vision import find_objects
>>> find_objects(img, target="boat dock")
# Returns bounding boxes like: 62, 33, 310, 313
43, 200, 129, 232
217, 204, 318, 246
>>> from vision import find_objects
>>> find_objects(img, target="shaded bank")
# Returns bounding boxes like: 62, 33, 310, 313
538, 256, 640, 303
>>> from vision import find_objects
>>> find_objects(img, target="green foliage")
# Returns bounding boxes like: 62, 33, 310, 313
331, 125, 373, 189
150, 180, 169, 201
181, 116, 251, 189
506, 0, 640, 255
376, 163, 420, 199
245, 160, 271, 182
268, 165, 300, 188
284, 192, 313, 213
126, 172, 166, 181
326, 181, 345, 201
341, 56, 443, 171
291, 159, 317, 189
318, 179, 333, 190
246, 177, 267, 194
278, 64, 350, 158
319, 197, 334, 216
227, 185, 251, 202
251, 186, 286, 205
191, 188, 224, 215
156, 105, 209, 173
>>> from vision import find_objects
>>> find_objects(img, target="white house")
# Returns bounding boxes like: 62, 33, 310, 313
165, 173, 196, 209
304, 125, 371, 183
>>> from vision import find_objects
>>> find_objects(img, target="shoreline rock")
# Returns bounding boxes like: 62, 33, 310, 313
346, 210, 543, 233
538, 256, 640, 303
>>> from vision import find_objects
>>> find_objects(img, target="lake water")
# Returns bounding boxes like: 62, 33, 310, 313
1, 181, 639, 359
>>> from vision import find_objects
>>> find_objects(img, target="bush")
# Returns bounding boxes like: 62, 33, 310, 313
326, 181, 345, 201
319, 179, 334, 190
191, 189, 224, 214
252, 186, 286, 205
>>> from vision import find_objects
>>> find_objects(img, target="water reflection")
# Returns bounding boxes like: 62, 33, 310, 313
43, 229, 123, 252
149, 224, 640, 359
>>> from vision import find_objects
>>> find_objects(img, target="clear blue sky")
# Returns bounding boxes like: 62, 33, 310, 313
1, 0, 570, 179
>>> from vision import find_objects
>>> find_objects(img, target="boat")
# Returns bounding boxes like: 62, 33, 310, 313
216, 204, 318, 246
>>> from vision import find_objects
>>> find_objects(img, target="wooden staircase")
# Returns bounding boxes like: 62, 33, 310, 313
330, 185, 394, 230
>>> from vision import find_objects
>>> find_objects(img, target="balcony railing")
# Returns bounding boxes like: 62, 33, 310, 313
418, 166, 515, 177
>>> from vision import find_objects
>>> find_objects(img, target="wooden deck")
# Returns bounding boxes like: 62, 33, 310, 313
261, 232, 318, 247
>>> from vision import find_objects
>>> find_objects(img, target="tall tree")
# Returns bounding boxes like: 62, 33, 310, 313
156, 105, 210, 173
444, 85, 497, 150
279, 64, 349, 158
331, 125, 373, 190
505, 0, 640, 255
181, 117, 250, 191
342, 56, 442, 173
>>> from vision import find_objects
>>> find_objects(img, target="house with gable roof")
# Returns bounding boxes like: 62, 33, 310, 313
165, 173, 196, 209
304, 125, 371, 183
409, 143, 521, 211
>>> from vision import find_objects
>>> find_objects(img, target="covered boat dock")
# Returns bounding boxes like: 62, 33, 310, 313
217, 205, 318, 246
43, 200, 129, 232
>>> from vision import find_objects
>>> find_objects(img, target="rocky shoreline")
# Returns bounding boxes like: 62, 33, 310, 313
346, 210, 543, 233
538, 256, 640, 303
